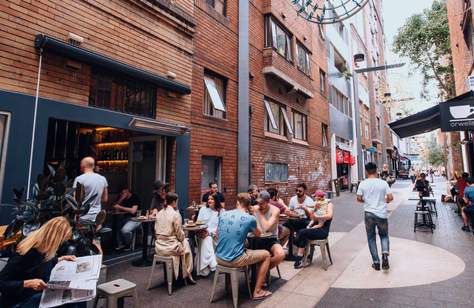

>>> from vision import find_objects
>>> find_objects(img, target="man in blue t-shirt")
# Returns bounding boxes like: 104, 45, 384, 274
462, 177, 474, 233
215, 193, 271, 300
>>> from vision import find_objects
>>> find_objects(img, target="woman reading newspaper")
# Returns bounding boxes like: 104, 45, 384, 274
0, 217, 80, 308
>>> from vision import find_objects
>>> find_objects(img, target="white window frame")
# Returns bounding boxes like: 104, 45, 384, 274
204, 76, 226, 112
281, 108, 293, 135
264, 100, 278, 130
0, 112, 11, 202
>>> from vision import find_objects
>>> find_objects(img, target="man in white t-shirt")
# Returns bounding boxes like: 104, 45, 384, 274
357, 162, 394, 271
73, 157, 108, 222
287, 183, 314, 231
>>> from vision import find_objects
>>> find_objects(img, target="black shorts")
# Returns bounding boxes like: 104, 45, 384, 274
251, 237, 280, 252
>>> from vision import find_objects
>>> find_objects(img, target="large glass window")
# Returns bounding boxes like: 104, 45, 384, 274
265, 162, 288, 182
330, 87, 351, 117
265, 16, 292, 61
264, 100, 293, 137
89, 69, 157, 118
296, 42, 311, 75
293, 110, 307, 141
201, 156, 221, 194
204, 72, 227, 119
322, 123, 329, 146
319, 69, 327, 95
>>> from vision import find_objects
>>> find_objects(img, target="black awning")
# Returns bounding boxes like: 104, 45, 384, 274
388, 105, 440, 138
34, 34, 191, 95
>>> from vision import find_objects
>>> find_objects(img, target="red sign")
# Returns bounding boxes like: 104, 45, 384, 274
343, 151, 351, 164
336, 149, 344, 164
350, 155, 356, 166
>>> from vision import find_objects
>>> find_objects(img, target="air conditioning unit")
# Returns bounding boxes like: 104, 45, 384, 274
467, 75, 474, 91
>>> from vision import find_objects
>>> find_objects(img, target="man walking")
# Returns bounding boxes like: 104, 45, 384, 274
357, 162, 394, 271
73, 157, 108, 221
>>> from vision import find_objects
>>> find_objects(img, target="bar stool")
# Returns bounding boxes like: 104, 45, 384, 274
414, 209, 434, 233
303, 238, 333, 270
94, 279, 138, 308
210, 265, 252, 308
147, 255, 175, 295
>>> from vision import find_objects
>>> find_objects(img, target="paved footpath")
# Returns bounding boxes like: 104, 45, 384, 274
106, 177, 473, 307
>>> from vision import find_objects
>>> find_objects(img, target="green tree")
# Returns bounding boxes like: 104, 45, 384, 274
393, 0, 455, 100
428, 143, 446, 167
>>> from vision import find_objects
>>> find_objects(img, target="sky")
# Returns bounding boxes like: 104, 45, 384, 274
382, 0, 436, 115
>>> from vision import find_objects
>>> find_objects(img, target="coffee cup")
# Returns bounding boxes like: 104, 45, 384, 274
449, 105, 474, 119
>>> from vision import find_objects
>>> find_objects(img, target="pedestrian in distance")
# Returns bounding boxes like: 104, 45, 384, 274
357, 162, 394, 271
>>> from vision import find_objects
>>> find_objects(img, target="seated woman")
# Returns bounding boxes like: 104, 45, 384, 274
195, 193, 222, 276
155, 192, 195, 284
292, 191, 333, 269
0, 216, 78, 308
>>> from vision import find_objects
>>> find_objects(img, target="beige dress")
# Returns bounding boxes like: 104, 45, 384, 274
155, 206, 193, 279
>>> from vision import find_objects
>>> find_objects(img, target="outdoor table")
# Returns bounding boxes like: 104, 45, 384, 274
247, 232, 276, 287
410, 198, 436, 229
183, 223, 207, 276
186, 205, 201, 221
131, 217, 155, 267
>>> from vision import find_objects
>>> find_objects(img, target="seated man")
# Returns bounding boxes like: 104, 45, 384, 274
462, 177, 474, 232
253, 191, 285, 269
267, 187, 291, 246
113, 187, 141, 250
415, 173, 430, 197
215, 193, 271, 300
286, 183, 314, 231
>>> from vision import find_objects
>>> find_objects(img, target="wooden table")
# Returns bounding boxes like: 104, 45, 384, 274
131, 217, 155, 267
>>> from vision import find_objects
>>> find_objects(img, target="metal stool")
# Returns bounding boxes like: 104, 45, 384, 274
147, 254, 186, 295
94, 279, 138, 308
414, 209, 434, 233
303, 238, 333, 270
210, 265, 252, 308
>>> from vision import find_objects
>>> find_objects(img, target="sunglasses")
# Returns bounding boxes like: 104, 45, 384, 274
296, 189, 304, 193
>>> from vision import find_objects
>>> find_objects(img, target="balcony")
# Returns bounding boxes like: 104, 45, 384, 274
262, 48, 314, 98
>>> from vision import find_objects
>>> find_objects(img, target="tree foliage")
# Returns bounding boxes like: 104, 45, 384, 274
428, 142, 446, 167
393, 0, 455, 100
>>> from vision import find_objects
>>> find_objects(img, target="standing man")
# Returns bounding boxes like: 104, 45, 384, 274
73, 157, 108, 222
357, 162, 394, 271
215, 193, 271, 300
253, 191, 285, 270
202, 182, 225, 208
113, 187, 142, 250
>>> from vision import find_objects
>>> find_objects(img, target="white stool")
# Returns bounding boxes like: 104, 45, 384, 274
303, 238, 333, 270
94, 279, 138, 308
210, 265, 252, 308
147, 255, 183, 295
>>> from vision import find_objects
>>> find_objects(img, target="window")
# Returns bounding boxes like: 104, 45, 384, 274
89, 68, 157, 118
265, 16, 292, 61
365, 121, 370, 139
376, 116, 381, 135
292, 111, 307, 141
319, 69, 327, 94
334, 49, 347, 74
203, 72, 226, 119
0, 113, 10, 201
206, 0, 226, 15
201, 156, 221, 193
264, 100, 293, 136
322, 123, 329, 146
330, 87, 351, 117
265, 162, 288, 182
296, 42, 311, 75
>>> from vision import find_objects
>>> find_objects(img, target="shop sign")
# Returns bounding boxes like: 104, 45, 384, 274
440, 99, 474, 131
336, 149, 344, 164
349, 155, 356, 166
343, 151, 351, 164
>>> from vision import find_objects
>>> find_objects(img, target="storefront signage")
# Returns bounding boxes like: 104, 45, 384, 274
336, 149, 344, 164
440, 99, 474, 131
343, 151, 351, 164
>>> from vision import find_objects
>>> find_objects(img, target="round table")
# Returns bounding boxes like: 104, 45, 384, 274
131, 217, 155, 267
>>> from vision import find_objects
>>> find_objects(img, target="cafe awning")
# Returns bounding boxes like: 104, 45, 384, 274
389, 91, 474, 138
34, 34, 191, 95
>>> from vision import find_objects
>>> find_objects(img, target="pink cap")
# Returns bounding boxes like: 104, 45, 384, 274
315, 190, 325, 198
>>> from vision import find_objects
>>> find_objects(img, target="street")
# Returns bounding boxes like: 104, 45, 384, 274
104, 177, 472, 308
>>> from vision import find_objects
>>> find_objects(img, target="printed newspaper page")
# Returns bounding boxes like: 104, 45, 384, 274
39, 255, 102, 308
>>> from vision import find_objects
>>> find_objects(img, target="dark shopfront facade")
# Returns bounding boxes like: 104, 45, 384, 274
0, 90, 191, 223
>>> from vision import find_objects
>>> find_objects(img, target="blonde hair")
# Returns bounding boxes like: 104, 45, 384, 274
17, 216, 72, 261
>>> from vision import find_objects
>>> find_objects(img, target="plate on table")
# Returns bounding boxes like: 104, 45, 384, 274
195, 220, 205, 225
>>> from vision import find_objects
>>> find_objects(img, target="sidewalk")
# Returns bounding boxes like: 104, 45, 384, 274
104, 178, 473, 307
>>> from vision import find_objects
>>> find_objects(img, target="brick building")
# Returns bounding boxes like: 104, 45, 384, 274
446, 0, 474, 176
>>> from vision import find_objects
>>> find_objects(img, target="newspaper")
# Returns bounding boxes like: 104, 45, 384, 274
39, 255, 102, 308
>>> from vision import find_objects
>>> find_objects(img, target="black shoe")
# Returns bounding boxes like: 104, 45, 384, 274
462, 225, 470, 232
382, 254, 389, 270
294, 256, 304, 269
372, 263, 380, 271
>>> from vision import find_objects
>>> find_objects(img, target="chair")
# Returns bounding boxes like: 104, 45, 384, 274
93, 279, 138, 308
303, 239, 333, 270
210, 265, 252, 308
267, 265, 282, 286
130, 224, 143, 251
414, 209, 434, 233
147, 255, 187, 295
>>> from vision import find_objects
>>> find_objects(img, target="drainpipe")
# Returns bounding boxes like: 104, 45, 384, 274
27, 49, 43, 199
237, 0, 250, 192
